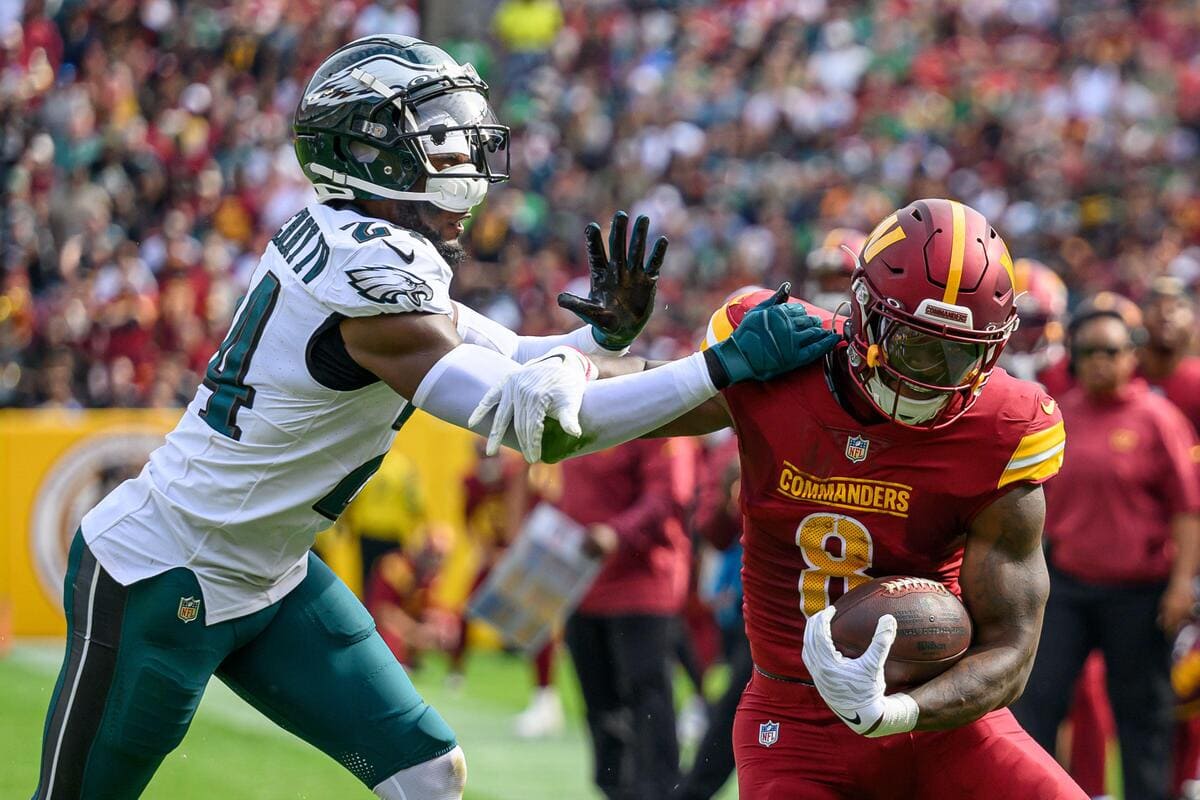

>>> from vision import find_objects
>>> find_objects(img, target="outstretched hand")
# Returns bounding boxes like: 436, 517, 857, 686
558, 211, 667, 351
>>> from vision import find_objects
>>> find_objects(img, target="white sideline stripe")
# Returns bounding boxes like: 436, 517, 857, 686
15, 645, 287, 738
45, 560, 100, 797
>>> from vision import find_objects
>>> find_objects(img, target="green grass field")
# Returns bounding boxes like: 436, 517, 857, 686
0, 641, 736, 800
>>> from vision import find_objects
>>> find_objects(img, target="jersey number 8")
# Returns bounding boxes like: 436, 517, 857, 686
796, 512, 874, 618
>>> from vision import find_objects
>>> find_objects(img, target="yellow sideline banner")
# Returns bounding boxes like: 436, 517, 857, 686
0, 409, 477, 637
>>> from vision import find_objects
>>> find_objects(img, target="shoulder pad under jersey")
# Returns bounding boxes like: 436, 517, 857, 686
302, 204, 454, 318
992, 374, 1066, 490
700, 289, 837, 350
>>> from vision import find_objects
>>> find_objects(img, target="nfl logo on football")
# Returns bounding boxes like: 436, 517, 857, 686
845, 435, 870, 463
758, 720, 780, 747
177, 596, 201, 623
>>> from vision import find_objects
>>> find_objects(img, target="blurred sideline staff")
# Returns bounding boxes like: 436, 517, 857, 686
673, 430, 748, 800
560, 437, 696, 800
1013, 295, 1200, 800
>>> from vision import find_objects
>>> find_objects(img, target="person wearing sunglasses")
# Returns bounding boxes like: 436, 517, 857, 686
1013, 295, 1200, 800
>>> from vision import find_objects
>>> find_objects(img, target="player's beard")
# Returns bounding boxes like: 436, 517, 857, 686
394, 201, 467, 267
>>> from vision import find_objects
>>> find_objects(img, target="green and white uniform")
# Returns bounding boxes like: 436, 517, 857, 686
82, 202, 453, 623
35, 203, 470, 799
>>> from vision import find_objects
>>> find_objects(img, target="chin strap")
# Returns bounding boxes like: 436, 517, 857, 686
865, 373, 948, 425
308, 163, 488, 213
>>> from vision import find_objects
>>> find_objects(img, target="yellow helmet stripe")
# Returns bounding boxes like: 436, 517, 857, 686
863, 223, 906, 265
942, 200, 967, 304
999, 245, 1015, 288
864, 214, 897, 249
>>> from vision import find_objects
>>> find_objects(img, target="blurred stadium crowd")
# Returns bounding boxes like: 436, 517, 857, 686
7, 1, 1200, 798
5, 0, 1200, 408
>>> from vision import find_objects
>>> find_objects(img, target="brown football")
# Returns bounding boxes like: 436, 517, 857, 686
830, 576, 972, 690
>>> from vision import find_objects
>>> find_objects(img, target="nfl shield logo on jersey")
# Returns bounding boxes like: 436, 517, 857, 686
177, 596, 201, 624
845, 435, 870, 463
758, 720, 780, 747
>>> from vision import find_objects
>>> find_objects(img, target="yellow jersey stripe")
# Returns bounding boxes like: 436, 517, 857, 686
998, 449, 1064, 488
863, 225, 906, 264
942, 200, 967, 304
1005, 440, 1065, 471
999, 245, 1015, 287
1009, 420, 1066, 463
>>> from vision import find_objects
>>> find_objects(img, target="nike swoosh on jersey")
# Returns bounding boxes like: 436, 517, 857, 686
1040, 398, 1056, 414
383, 240, 415, 263
835, 710, 862, 725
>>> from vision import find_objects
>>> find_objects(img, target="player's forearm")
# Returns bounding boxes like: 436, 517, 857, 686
455, 301, 630, 362
1169, 513, 1200, 587
908, 485, 1050, 730
541, 352, 719, 462
906, 633, 1039, 730
592, 354, 651, 378
515, 328, 630, 361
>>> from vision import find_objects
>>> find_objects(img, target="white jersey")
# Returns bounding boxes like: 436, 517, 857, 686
82, 202, 462, 624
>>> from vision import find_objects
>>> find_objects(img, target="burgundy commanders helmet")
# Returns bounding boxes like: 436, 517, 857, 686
847, 199, 1019, 429
808, 228, 868, 276
1009, 258, 1068, 355
806, 228, 868, 311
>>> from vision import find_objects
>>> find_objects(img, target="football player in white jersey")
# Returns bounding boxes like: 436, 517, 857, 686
32, 35, 839, 800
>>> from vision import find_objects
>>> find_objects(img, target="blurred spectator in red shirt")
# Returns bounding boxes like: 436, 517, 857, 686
560, 437, 695, 800
1139, 276, 1200, 431
1014, 299, 1200, 800
364, 526, 458, 668
674, 430, 749, 800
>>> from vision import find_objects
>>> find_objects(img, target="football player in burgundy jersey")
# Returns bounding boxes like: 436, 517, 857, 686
1000, 257, 1071, 394
484, 198, 1086, 798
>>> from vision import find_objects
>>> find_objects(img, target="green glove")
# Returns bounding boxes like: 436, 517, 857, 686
558, 211, 667, 351
706, 283, 842, 387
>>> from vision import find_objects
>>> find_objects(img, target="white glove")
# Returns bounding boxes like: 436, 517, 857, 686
468, 346, 597, 462
801, 607, 919, 738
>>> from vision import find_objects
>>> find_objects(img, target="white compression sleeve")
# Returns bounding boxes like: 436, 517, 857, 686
454, 302, 628, 361
412, 343, 524, 450
416, 345, 716, 461
558, 352, 717, 458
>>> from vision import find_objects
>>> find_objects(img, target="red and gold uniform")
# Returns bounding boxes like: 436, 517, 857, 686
704, 291, 1083, 800
365, 550, 443, 666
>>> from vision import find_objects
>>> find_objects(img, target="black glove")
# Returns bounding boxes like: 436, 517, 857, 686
558, 211, 667, 351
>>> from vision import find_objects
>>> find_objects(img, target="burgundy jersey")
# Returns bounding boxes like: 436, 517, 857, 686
1140, 355, 1200, 433
704, 292, 1066, 680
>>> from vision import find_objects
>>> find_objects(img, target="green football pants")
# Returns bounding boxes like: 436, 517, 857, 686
32, 531, 457, 799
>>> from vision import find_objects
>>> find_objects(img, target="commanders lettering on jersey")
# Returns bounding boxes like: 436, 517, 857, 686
777, 461, 912, 518
271, 208, 330, 284
998, 419, 1066, 489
